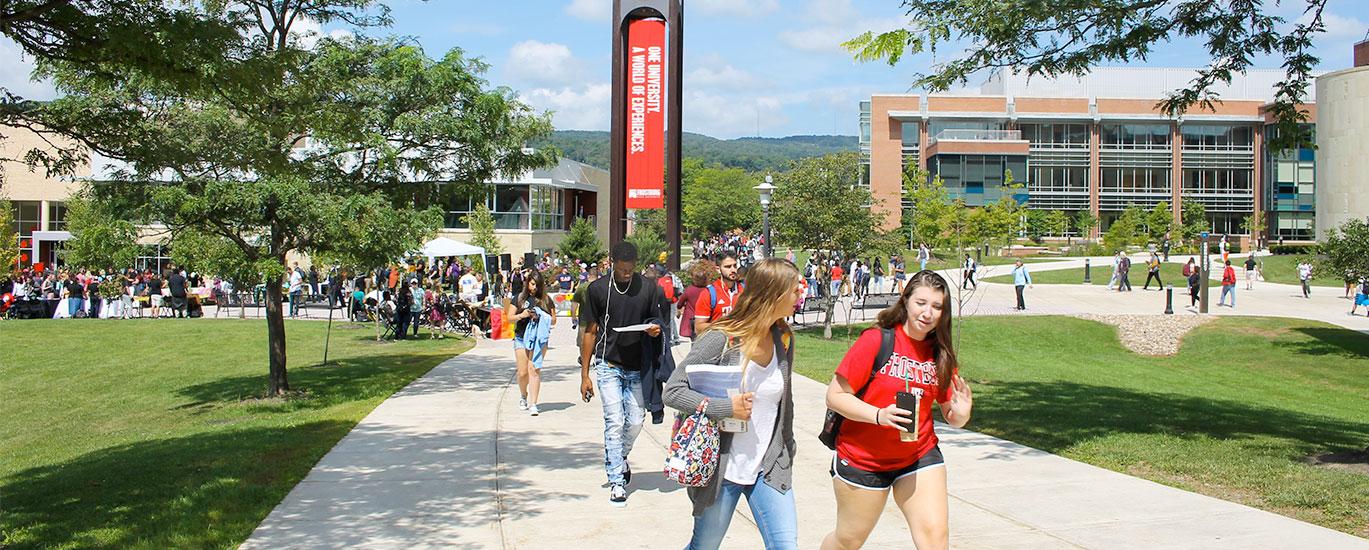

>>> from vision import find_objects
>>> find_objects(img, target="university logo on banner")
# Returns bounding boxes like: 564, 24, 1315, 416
625, 18, 665, 210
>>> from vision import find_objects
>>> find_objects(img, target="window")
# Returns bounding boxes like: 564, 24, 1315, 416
1102, 123, 1171, 148
901, 122, 920, 147
11, 201, 41, 238
47, 202, 67, 232
1020, 123, 1089, 147
1181, 125, 1254, 150
929, 120, 1003, 138
1101, 167, 1170, 193
932, 154, 1026, 205
136, 242, 172, 274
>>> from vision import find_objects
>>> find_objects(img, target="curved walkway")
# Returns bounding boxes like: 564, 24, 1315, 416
242, 260, 1369, 549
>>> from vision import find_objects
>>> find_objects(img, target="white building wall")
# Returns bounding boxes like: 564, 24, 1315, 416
1315, 65, 1369, 240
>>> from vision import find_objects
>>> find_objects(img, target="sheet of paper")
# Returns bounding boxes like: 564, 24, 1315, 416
611, 323, 655, 332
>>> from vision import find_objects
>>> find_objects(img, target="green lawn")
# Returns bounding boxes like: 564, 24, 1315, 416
982, 261, 1187, 286
1253, 254, 1344, 288
0, 319, 473, 549
794, 316, 1369, 538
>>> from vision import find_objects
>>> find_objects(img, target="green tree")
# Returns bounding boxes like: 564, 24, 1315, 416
171, 230, 269, 319
558, 217, 605, 265
1319, 219, 1369, 284
63, 194, 140, 270
681, 159, 760, 239
0, 198, 16, 277
903, 165, 956, 250
462, 202, 503, 269
1043, 209, 1070, 239
1180, 200, 1209, 243
1145, 201, 1173, 243
844, 0, 1322, 150
35, 2, 553, 396
1242, 211, 1265, 246
1104, 206, 1147, 251
1073, 210, 1098, 241
772, 152, 891, 338
626, 226, 667, 268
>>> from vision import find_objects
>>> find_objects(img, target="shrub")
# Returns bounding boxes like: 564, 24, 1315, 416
1270, 243, 1318, 255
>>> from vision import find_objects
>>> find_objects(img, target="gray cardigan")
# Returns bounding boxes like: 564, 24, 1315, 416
663, 325, 796, 516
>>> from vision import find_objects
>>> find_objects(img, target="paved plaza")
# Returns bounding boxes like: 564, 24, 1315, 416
243, 256, 1369, 549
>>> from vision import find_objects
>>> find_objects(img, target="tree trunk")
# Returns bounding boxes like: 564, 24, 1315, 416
264, 276, 290, 396
822, 296, 834, 340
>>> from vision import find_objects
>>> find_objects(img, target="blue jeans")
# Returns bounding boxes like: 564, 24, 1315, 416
289, 290, 302, 317
919, 259, 928, 271
806, 278, 818, 297
687, 470, 798, 550
1220, 284, 1235, 307
68, 297, 84, 317
594, 361, 644, 486
829, 280, 841, 297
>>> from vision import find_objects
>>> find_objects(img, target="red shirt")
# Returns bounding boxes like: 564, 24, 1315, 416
1222, 266, 1237, 285
834, 327, 953, 471
657, 274, 677, 303
831, 266, 844, 280
694, 279, 741, 323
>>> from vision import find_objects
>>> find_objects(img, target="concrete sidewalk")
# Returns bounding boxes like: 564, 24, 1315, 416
242, 307, 1368, 549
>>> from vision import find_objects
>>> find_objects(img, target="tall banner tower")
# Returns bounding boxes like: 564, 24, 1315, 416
610, 0, 683, 269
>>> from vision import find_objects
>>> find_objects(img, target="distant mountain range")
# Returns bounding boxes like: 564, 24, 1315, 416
530, 130, 857, 172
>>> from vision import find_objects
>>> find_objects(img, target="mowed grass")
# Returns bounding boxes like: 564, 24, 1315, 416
0, 319, 473, 549
1253, 254, 1344, 288
793, 316, 1369, 537
983, 260, 1189, 287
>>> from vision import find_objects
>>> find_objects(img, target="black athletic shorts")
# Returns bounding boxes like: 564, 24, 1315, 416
830, 446, 945, 490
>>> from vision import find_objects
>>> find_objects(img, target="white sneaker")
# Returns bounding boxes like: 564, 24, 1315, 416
609, 484, 627, 507
518, 397, 528, 411
529, 404, 539, 416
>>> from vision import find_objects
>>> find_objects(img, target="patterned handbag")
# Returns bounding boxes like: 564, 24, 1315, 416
663, 399, 720, 487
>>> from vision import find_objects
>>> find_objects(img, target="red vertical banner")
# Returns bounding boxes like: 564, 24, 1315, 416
624, 18, 666, 210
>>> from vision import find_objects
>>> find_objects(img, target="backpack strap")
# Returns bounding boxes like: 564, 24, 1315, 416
852, 328, 895, 399
707, 284, 718, 311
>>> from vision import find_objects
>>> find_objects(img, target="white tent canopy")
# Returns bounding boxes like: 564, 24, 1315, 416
421, 237, 484, 259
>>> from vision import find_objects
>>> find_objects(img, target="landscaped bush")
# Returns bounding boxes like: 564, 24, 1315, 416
1063, 243, 1108, 257
1270, 243, 1318, 255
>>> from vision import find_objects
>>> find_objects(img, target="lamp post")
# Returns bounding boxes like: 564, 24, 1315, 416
755, 175, 777, 259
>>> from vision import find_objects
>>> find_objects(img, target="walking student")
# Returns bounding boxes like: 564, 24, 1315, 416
1297, 259, 1313, 298
917, 243, 930, 272
508, 270, 556, 416
1187, 263, 1202, 307
1218, 260, 1237, 308
820, 270, 973, 550
1244, 255, 1258, 291
961, 254, 977, 291
579, 242, 667, 506
679, 260, 713, 342
1012, 260, 1033, 311
1142, 252, 1163, 291
1116, 252, 1132, 292
1351, 278, 1369, 316
664, 258, 803, 550
1107, 251, 1121, 290
695, 253, 743, 336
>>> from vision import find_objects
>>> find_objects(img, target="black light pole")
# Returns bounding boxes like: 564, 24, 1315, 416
755, 175, 776, 258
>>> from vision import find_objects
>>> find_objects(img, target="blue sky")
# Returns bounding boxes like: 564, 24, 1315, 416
4, 0, 1367, 138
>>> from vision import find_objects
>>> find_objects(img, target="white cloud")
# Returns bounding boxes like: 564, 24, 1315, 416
779, 0, 904, 55
687, 63, 762, 91
684, 91, 788, 138
691, 0, 780, 17
565, 0, 610, 21
506, 40, 590, 87
0, 38, 57, 101
519, 83, 612, 131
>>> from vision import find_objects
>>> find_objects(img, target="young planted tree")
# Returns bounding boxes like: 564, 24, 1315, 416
63, 194, 141, 270
771, 152, 891, 338
1073, 210, 1099, 243
558, 217, 605, 265
1146, 201, 1174, 243
1180, 200, 1209, 243
845, 0, 1323, 151
32, 2, 554, 396
1043, 209, 1070, 240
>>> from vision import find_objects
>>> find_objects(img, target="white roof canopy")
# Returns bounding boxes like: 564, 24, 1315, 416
421, 237, 484, 259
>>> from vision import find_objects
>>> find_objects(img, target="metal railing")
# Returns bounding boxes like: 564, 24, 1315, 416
930, 129, 1022, 143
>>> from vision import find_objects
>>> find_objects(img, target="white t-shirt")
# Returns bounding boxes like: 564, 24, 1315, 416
724, 353, 784, 485
288, 270, 303, 293
459, 274, 478, 298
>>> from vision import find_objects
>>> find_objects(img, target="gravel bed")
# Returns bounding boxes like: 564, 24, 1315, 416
1073, 313, 1216, 356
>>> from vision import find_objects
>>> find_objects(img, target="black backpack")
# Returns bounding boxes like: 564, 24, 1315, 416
819, 327, 895, 450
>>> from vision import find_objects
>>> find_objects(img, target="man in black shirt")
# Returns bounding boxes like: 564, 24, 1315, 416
579, 241, 663, 507
167, 269, 188, 318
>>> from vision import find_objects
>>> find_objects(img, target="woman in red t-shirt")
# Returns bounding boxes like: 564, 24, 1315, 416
820, 270, 973, 550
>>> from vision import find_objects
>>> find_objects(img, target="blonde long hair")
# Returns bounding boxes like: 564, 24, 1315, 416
706, 258, 800, 362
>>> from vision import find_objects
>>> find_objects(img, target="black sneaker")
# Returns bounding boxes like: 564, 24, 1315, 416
609, 483, 627, 507
623, 462, 631, 485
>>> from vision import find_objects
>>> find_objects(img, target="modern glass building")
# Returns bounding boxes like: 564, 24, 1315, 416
861, 67, 1319, 243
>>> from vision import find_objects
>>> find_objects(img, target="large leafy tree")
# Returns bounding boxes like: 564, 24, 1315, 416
772, 152, 893, 338
25, 1, 554, 396
846, 0, 1325, 150
0, 198, 16, 276
1319, 219, 1369, 285
558, 217, 605, 265
681, 159, 760, 239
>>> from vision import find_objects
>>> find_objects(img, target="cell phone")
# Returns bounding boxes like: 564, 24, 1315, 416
895, 391, 919, 442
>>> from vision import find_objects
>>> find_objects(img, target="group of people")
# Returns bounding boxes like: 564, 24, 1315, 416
801, 254, 905, 301
3, 265, 203, 319
500, 240, 973, 549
